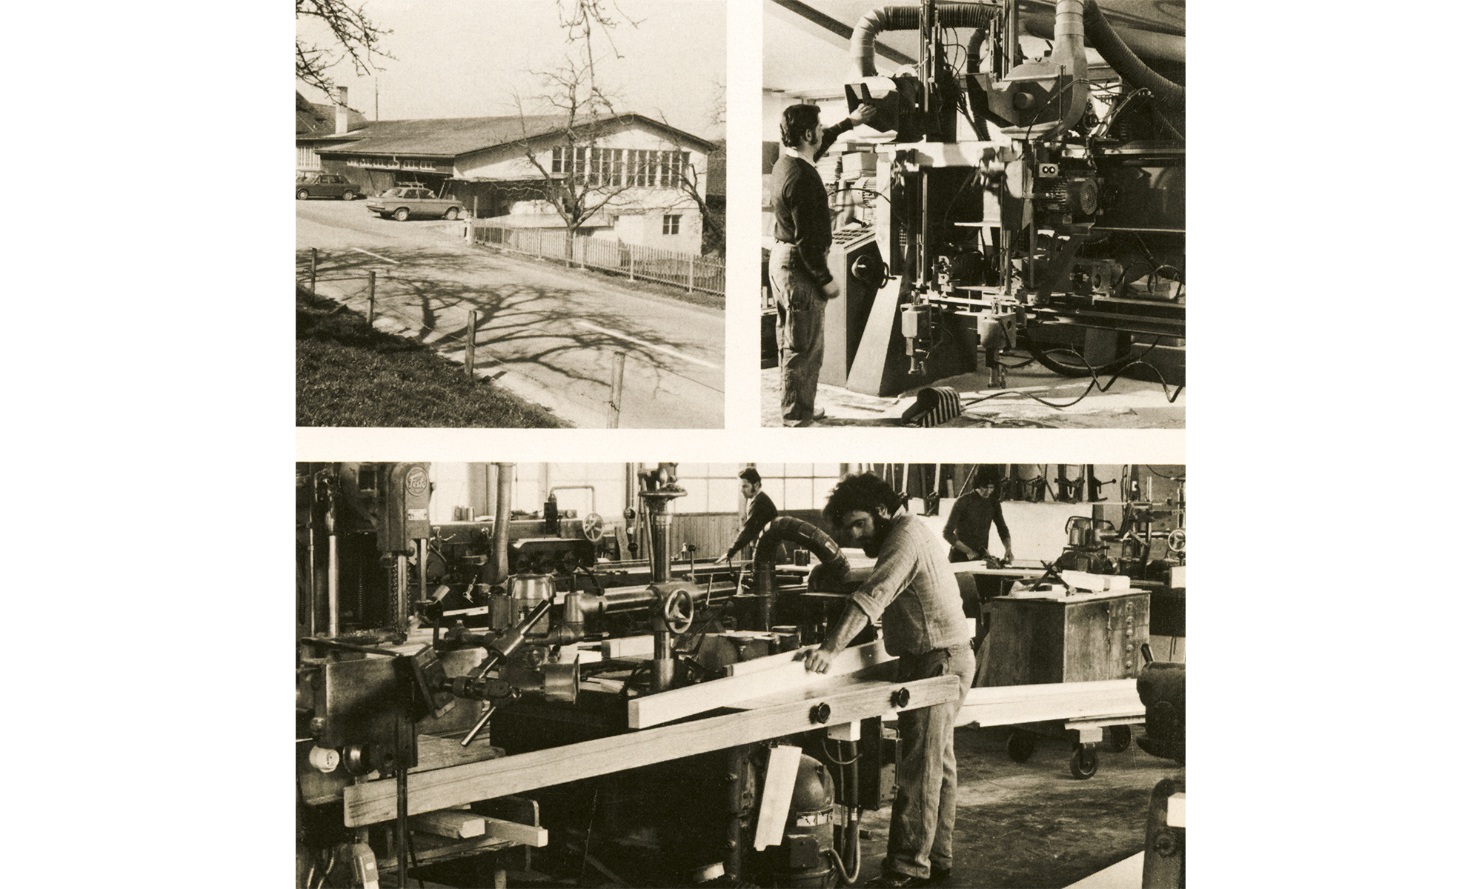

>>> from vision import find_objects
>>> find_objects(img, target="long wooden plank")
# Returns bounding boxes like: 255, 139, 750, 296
346, 674, 961, 827
954, 680, 1143, 728
725, 638, 891, 676
629, 640, 893, 728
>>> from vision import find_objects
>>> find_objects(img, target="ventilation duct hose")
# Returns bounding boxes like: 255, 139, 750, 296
753, 516, 851, 630
1084, 0, 1184, 105
852, 3, 1001, 78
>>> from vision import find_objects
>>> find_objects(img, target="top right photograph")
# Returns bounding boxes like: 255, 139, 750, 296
762, 1, 1185, 428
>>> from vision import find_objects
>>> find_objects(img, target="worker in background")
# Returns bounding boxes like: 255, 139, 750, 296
942, 469, 1015, 565
770, 101, 876, 426
802, 473, 973, 888
721, 467, 778, 563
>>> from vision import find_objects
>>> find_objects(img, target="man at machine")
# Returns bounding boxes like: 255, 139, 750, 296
770, 101, 876, 426
721, 467, 778, 563
942, 467, 1014, 566
801, 473, 974, 888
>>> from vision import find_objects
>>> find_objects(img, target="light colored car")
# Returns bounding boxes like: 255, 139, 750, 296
295, 174, 362, 201
366, 187, 466, 221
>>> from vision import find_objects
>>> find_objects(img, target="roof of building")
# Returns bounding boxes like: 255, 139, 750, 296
316, 112, 716, 159
296, 91, 367, 137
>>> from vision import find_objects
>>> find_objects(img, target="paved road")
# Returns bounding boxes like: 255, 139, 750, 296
297, 199, 725, 427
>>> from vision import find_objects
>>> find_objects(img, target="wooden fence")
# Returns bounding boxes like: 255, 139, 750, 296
471, 224, 724, 297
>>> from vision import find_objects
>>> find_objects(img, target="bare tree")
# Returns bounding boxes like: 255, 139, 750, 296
295, 0, 391, 100
508, 0, 641, 261
664, 78, 726, 256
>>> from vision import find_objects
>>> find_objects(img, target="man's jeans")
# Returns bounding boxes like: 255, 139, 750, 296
887, 643, 975, 879
769, 245, 825, 424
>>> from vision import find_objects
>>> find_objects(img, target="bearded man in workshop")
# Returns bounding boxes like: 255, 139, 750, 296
801, 473, 973, 888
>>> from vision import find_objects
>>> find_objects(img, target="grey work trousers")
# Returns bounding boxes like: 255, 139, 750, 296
887, 643, 975, 879
769, 244, 826, 425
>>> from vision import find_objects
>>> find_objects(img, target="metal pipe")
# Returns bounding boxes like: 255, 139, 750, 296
306, 481, 319, 636
394, 554, 410, 638
492, 463, 513, 587
546, 485, 597, 516
326, 486, 340, 638
999, 0, 1089, 139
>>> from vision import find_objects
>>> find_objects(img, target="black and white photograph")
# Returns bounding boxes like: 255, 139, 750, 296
761, 1, 1185, 427
296, 461, 1186, 888
295, 1, 727, 428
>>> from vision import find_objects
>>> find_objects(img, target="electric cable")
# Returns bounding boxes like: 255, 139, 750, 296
961, 337, 1183, 410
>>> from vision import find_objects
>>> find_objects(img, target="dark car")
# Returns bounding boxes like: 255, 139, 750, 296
296, 174, 362, 201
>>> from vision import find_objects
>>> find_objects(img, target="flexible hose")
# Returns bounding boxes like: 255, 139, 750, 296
1084, 0, 1184, 105
852, 3, 1001, 78
752, 516, 851, 630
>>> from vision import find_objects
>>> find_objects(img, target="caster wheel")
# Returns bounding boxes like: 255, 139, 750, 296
1006, 731, 1036, 763
1069, 745, 1099, 780
1106, 725, 1132, 753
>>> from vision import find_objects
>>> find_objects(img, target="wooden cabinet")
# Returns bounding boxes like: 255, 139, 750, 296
984, 591, 1150, 686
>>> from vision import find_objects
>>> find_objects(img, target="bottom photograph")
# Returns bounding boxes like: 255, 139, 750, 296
296, 462, 1186, 889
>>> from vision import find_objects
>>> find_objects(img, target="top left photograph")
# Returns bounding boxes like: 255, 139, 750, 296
296, 0, 727, 428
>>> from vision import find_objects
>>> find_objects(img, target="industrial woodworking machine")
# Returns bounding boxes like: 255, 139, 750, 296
296, 464, 938, 888
809, 0, 1185, 395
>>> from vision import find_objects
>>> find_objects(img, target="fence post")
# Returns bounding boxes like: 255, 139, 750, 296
367, 270, 376, 323
465, 310, 477, 379
628, 248, 635, 281
686, 255, 694, 293
579, 237, 586, 270
309, 248, 318, 294
608, 351, 627, 428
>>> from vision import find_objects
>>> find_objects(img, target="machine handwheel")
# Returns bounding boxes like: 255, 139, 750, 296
1006, 730, 1036, 763
582, 512, 605, 542
1107, 725, 1132, 753
1069, 745, 1099, 780
1166, 529, 1186, 555
662, 589, 694, 634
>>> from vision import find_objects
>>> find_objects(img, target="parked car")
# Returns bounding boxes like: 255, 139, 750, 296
366, 187, 466, 221
295, 174, 362, 201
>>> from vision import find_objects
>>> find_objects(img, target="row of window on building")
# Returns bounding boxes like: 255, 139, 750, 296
551, 147, 692, 188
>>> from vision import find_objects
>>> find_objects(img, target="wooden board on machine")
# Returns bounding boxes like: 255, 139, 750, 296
984, 591, 1150, 687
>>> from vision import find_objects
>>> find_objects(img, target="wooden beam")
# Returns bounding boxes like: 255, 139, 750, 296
954, 680, 1144, 728
629, 640, 894, 728
410, 809, 486, 840
753, 745, 802, 850
600, 635, 653, 659
484, 818, 547, 848
345, 675, 961, 828
726, 639, 891, 676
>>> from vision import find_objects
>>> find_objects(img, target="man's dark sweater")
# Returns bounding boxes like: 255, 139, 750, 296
727, 491, 778, 559
770, 119, 855, 286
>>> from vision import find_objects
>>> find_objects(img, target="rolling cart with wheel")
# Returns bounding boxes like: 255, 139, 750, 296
956, 679, 1146, 779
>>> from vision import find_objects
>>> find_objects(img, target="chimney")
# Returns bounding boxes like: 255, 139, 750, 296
335, 86, 350, 135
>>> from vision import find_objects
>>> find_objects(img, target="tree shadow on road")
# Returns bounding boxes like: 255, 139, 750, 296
299, 247, 719, 393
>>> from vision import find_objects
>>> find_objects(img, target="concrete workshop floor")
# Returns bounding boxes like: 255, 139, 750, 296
760, 359, 1185, 429
851, 724, 1183, 888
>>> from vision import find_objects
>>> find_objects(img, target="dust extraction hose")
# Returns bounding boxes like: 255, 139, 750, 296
852, 3, 1001, 78
1083, 0, 1184, 105
753, 516, 851, 630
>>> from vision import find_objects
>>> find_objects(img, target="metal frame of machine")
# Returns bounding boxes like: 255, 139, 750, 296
775, 0, 1186, 400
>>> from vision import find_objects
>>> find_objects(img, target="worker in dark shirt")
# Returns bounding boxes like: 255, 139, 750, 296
722, 468, 778, 562
770, 102, 875, 426
802, 473, 973, 888
942, 471, 1015, 565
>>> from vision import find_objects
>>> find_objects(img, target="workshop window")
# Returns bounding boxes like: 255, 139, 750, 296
662, 214, 681, 235
669, 464, 748, 514
551, 147, 567, 175
754, 464, 849, 512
